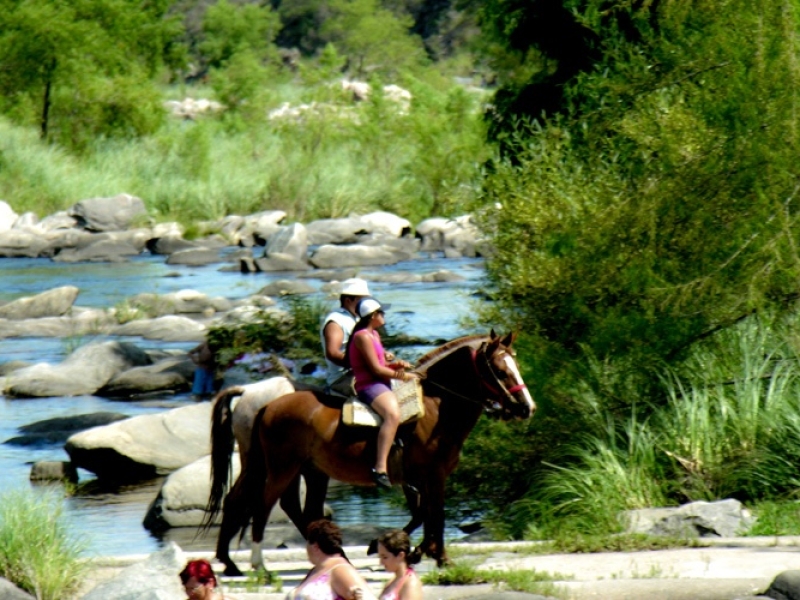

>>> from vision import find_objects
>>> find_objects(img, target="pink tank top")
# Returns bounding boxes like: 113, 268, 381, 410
288, 565, 347, 600
379, 568, 416, 600
350, 329, 389, 391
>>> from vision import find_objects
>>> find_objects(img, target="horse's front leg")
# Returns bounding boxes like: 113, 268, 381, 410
368, 482, 422, 555
421, 471, 450, 567
250, 464, 302, 572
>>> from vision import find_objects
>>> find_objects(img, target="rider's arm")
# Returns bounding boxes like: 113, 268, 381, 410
354, 332, 411, 382
323, 321, 347, 367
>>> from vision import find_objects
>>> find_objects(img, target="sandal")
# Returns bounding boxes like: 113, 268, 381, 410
371, 469, 392, 489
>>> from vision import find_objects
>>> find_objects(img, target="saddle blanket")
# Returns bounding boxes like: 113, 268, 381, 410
342, 378, 425, 427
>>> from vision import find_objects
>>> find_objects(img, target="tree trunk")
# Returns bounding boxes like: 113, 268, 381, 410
40, 59, 56, 140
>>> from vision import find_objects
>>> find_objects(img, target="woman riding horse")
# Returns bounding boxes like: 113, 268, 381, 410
209, 331, 534, 576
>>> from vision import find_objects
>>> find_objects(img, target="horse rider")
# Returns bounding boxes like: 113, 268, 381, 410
320, 277, 371, 396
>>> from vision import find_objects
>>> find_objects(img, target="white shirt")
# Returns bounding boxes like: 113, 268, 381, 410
320, 308, 357, 384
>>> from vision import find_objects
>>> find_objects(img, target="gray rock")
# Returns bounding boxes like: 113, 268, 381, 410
3, 341, 151, 398
30, 460, 78, 483
68, 193, 149, 232
306, 217, 368, 245
5, 412, 128, 446
146, 235, 198, 255
0, 309, 116, 339
310, 244, 406, 269
422, 270, 465, 282
0, 230, 50, 257
80, 542, 185, 600
111, 316, 206, 342
0, 577, 34, 600
626, 499, 754, 538
359, 211, 411, 237
165, 247, 222, 266
257, 279, 316, 296
253, 253, 312, 272
100, 357, 195, 396
127, 291, 232, 317
267, 222, 308, 260
764, 571, 800, 600
0, 286, 79, 319
0, 360, 30, 376
39, 211, 78, 231
52, 238, 143, 262
65, 403, 213, 480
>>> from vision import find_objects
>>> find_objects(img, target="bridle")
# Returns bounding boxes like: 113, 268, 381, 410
417, 342, 527, 414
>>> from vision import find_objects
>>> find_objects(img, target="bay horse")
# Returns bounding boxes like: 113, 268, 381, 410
208, 331, 534, 575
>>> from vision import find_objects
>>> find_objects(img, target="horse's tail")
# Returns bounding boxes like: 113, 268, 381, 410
204, 385, 245, 529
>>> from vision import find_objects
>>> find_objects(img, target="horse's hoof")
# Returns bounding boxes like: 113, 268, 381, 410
223, 564, 244, 577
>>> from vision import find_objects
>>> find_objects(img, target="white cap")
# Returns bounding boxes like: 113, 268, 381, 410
339, 278, 370, 297
357, 297, 390, 318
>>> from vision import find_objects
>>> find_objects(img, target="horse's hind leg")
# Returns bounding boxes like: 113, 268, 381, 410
368, 482, 421, 555
301, 468, 329, 525
216, 475, 251, 576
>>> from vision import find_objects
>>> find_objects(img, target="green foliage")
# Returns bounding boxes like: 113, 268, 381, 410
0, 0, 184, 149
321, 0, 427, 77
747, 501, 800, 536
475, 0, 800, 396
0, 489, 86, 600
422, 562, 564, 597
200, 0, 280, 69
207, 297, 327, 368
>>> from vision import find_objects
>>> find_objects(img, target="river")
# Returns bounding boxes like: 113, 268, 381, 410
0, 251, 485, 557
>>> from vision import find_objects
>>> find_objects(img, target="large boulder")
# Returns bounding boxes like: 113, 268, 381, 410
764, 571, 800, 600
52, 238, 144, 262
80, 542, 185, 600
625, 499, 754, 538
0, 230, 52, 258
68, 193, 148, 232
0, 578, 34, 600
165, 247, 222, 266
4, 412, 128, 446
266, 222, 308, 260
66, 403, 213, 481
3, 341, 151, 398
0, 286, 79, 320
309, 244, 407, 268
358, 211, 411, 237
100, 357, 195, 397
0, 309, 115, 339
252, 253, 311, 272
126, 290, 232, 317
111, 316, 206, 342
306, 217, 367, 245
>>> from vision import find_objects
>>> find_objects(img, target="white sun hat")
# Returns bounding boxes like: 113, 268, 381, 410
339, 278, 371, 297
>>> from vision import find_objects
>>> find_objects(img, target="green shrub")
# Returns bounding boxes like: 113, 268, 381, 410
0, 489, 86, 600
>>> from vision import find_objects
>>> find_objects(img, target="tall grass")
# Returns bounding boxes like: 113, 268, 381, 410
0, 76, 487, 225
0, 489, 86, 600
500, 317, 800, 540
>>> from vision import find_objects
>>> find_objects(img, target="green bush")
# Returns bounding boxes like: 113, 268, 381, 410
0, 489, 86, 600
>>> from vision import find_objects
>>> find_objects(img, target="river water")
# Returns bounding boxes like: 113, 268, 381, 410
0, 252, 485, 557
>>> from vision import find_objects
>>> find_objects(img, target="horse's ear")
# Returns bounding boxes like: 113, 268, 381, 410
501, 332, 517, 347
490, 329, 498, 341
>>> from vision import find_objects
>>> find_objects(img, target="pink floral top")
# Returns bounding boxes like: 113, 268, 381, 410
287, 565, 347, 600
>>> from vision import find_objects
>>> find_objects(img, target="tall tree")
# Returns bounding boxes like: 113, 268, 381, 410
0, 0, 185, 146
475, 0, 800, 395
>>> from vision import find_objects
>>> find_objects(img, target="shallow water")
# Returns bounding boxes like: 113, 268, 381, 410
0, 252, 484, 556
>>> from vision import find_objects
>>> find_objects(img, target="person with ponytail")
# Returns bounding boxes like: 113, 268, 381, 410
376, 530, 422, 600
344, 298, 417, 489
287, 519, 375, 600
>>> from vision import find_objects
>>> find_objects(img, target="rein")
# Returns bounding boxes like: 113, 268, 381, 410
471, 346, 528, 403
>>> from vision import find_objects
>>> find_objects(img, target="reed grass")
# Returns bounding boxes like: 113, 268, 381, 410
0, 489, 86, 600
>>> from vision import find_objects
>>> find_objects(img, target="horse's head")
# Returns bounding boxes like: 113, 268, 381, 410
473, 331, 536, 420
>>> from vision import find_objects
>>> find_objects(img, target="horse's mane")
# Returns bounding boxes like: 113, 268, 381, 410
416, 334, 487, 372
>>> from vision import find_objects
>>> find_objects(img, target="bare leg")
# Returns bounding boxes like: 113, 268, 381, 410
370, 392, 400, 474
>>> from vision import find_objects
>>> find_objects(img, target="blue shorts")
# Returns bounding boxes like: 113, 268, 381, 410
356, 382, 392, 404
